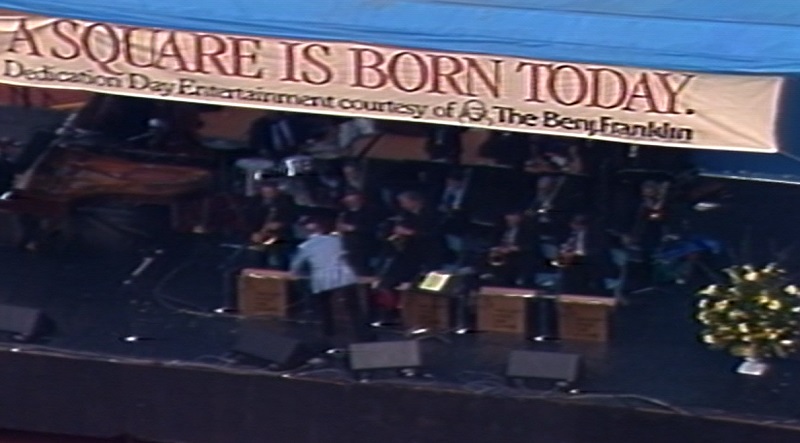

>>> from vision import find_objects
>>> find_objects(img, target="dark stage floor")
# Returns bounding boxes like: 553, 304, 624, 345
1, 190, 800, 431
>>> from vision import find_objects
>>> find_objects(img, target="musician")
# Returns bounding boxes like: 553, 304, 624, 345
478, 131, 531, 170
438, 170, 472, 264
337, 190, 381, 276
312, 162, 345, 207
248, 112, 303, 161
557, 214, 608, 295
375, 191, 444, 323
425, 124, 464, 163
618, 180, 673, 289
526, 174, 578, 241
487, 209, 541, 287
342, 160, 366, 192
248, 181, 298, 270
289, 217, 374, 342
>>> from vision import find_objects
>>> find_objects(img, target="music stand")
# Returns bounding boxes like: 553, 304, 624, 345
406, 270, 471, 343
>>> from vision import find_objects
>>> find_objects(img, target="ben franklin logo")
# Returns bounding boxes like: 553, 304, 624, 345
459, 99, 493, 125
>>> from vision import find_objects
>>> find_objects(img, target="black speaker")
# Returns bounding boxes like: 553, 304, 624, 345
506, 350, 581, 384
348, 340, 422, 371
0, 304, 46, 341
233, 323, 317, 369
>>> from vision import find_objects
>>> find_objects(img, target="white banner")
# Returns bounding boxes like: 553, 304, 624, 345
0, 12, 786, 152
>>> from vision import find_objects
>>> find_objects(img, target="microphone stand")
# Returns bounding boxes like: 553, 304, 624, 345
121, 249, 164, 342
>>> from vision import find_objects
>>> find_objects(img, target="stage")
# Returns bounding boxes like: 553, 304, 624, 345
0, 179, 799, 443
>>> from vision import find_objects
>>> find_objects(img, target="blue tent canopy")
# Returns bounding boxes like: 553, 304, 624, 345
2, 0, 800, 75
5, 0, 800, 182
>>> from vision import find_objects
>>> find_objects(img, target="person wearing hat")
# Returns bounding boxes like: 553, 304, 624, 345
290, 216, 374, 342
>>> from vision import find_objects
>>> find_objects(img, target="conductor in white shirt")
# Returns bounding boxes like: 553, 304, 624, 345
290, 216, 375, 342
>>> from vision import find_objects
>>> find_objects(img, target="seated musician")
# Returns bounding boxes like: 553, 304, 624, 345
337, 190, 381, 276
438, 170, 473, 265
617, 180, 673, 290
478, 131, 531, 170
527, 174, 571, 241
486, 209, 542, 288
311, 162, 344, 208
425, 124, 464, 164
247, 112, 303, 161
375, 191, 444, 325
248, 181, 298, 270
527, 139, 582, 175
337, 118, 378, 153
342, 160, 365, 193
557, 214, 609, 295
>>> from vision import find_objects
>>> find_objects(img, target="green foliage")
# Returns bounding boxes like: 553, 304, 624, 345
697, 264, 800, 359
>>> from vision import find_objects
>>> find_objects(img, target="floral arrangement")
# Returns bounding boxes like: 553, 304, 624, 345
697, 264, 800, 359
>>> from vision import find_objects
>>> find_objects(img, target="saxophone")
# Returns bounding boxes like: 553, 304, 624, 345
552, 236, 578, 268
647, 182, 670, 221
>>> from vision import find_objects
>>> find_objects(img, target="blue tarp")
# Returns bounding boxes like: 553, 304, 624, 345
2, 0, 800, 75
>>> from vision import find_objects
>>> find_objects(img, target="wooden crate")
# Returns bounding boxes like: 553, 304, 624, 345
476, 287, 537, 335
401, 290, 450, 331
237, 269, 292, 317
556, 295, 617, 342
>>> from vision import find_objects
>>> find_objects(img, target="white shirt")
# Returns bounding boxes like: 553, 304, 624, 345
290, 234, 357, 293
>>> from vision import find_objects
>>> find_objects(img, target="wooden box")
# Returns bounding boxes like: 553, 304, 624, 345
401, 290, 450, 331
237, 269, 292, 317
476, 287, 537, 335
556, 295, 617, 342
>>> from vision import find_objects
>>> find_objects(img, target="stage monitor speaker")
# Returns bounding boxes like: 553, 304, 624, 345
0, 304, 46, 341
233, 322, 316, 369
506, 350, 581, 384
348, 340, 422, 371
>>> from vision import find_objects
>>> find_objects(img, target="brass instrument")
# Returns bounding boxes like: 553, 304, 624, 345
332, 211, 347, 236
387, 232, 408, 251
385, 215, 409, 251
552, 249, 577, 268
488, 247, 509, 267
552, 235, 580, 268
488, 228, 516, 267
526, 176, 566, 223
647, 182, 670, 221
251, 208, 280, 251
